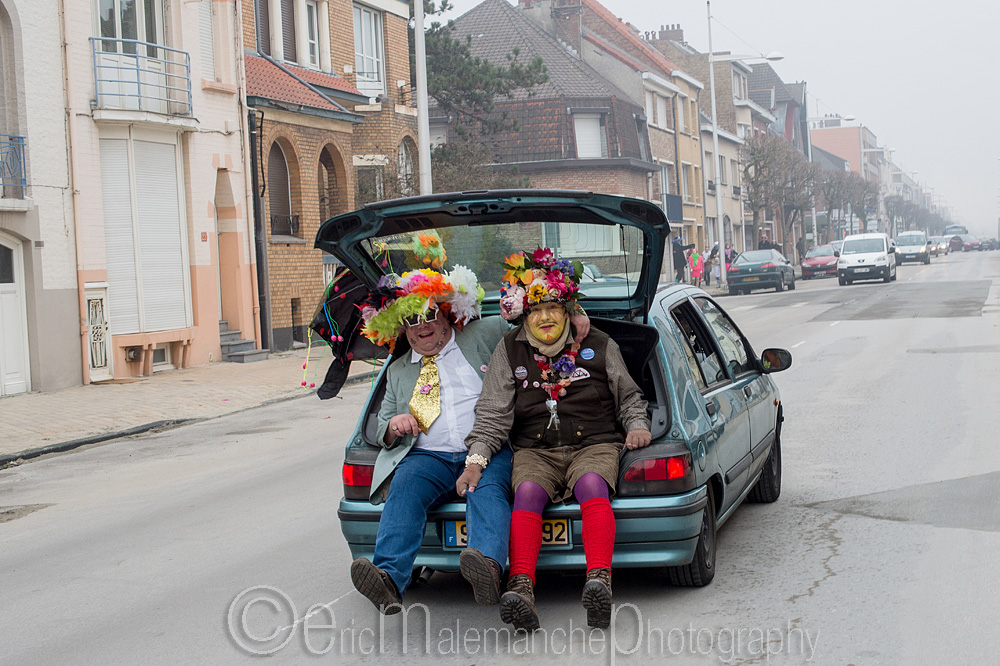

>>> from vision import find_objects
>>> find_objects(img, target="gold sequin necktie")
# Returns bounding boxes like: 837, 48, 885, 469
409, 354, 441, 434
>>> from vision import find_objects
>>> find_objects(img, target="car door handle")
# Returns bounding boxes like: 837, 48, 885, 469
706, 401, 717, 417
743, 385, 752, 399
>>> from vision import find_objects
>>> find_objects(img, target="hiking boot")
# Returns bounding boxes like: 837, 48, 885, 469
581, 567, 612, 628
350, 558, 402, 615
499, 574, 540, 631
460, 548, 502, 605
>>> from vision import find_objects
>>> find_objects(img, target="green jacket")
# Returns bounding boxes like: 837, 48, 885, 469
370, 316, 509, 504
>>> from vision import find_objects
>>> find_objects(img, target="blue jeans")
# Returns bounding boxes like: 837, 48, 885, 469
373, 446, 513, 596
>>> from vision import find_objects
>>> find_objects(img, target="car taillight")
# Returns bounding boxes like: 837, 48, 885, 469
760, 262, 776, 269
727, 266, 740, 273
343, 463, 374, 500
619, 454, 693, 495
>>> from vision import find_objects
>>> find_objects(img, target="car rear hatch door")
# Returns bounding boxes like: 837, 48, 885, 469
315, 190, 673, 321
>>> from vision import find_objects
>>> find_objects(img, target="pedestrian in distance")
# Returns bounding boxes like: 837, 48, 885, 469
710, 242, 722, 285
689, 250, 703, 287
672, 236, 695, 283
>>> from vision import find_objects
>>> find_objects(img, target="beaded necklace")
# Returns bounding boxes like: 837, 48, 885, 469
533, 341, 581, 429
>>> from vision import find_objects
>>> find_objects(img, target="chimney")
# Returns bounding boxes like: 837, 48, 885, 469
659, 23, 684, 42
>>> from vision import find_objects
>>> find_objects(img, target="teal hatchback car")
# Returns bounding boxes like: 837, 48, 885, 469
315, 190, 790, 587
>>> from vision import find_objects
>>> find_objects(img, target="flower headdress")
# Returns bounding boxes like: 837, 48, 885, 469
499, 247, 583, 321
359, 266, 484, 351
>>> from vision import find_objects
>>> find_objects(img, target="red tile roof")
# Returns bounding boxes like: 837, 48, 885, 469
245, 55, 354, 112
582, 31, 646, 72
282, 62, 364, 96
582, 0, 681, 75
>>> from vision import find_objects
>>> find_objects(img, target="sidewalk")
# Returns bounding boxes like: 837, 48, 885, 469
0, 347, 379, 466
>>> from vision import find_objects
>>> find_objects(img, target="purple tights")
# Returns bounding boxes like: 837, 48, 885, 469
512, 473, 610, 515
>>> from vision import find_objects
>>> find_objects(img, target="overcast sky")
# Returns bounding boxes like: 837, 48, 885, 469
438, 0, 1000, 237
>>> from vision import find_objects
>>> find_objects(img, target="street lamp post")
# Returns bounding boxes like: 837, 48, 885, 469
706, 1, 782, 290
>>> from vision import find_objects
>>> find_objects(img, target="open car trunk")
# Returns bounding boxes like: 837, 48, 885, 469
345, 317, 676, 497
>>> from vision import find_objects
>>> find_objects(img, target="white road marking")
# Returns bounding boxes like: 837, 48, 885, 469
791, 302, 806, 308
791, 341, 807, 348
829, 321, 841, 327
734, 305, 754, 311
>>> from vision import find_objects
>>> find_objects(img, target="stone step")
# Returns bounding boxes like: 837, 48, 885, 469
220, 329, 242, 345
227, 349, 269, 363
219, 320, 230, 333
221, 339, 257, 359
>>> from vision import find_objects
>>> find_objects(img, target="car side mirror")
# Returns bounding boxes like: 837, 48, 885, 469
833, 250, 840, 257
760, 348, 792, 374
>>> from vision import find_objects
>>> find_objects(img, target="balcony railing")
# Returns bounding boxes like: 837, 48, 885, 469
731, 185, 742, 199
90, 37, 192, 116
0, 134, 27, 199
270, 214, 300, 237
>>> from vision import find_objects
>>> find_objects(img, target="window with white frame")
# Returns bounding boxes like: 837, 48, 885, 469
353, 4, 384, 96
305, 0, 319, 68
656, 95, 667, 130
718, 155, 727, 184
681, 164, 690, 200
676, 97, 685, 133
573, 114, 607, 158
660, 164, 671, 196
644, 91, 655, 125
731, 158, 739, 186
732, 71, 747, 100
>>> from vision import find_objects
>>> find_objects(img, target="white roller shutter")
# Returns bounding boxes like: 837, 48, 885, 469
574, 115, 606, 158
100, 139, 141, 334
134, 140, 188, 332
199, 0, 216, 79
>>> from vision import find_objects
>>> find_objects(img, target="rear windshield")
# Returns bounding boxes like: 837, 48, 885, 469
733, 250, 772, 264
805, 246, 835, 258
357, 221, 645, 300
842, 238, 885, 254
897, 233, 926, 245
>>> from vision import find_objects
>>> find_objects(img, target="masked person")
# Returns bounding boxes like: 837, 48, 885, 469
456, 249, 651, 631
351, 242, 591, 614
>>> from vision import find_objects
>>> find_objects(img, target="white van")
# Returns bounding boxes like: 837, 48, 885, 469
837, 232, 897, 285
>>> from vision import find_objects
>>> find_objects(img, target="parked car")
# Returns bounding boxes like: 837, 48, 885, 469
581, 262, 627, 283
315, 190, 791, 586
961, 235, 983, 252
948, 235, 965, 253
928, 236, 948, 256
800, 245, 839, 279
983, 238, 999, 251
838, 232, 897, 285
726, 249, 796, 294
895, 231, 931, 265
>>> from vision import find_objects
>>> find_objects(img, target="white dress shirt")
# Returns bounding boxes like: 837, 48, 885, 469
410, 328, 483, 453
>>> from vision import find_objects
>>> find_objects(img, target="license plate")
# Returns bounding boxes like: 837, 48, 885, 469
444, 519, 570, 547
855, 268, 870, 273
744, 276, 759, 282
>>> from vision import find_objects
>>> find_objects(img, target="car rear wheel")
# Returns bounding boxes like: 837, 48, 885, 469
883, 269, 891, 283
788, 275, 796, 290
728, 287, 737, 296
838, 276, 847, 286
775, 276, 784, 292
666, 485, 716, 587
748, 416, 781, 503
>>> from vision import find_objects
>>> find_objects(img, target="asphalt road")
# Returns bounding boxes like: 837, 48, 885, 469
2, 250, 999, 665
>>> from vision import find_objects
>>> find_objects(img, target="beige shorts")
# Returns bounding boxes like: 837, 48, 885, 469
511, 442, 622, 503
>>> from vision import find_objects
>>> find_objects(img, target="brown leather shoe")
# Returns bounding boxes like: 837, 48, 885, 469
582, 567, 612, 628
459, 548, 502, 605
350, 558, 402, 615
499, 573, 540, 631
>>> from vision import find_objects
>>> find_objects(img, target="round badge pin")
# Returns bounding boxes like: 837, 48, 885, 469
580, 348, 595, 361
523, 380, 529, 388
480, 364, 489, 373
514, 365, 528, 379
533, 381, 540, 388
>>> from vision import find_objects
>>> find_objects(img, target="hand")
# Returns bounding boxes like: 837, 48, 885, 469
385, 413, 420, 444
625, 429, 652, 450
570, 310, 590, 344
456, 464, 483, 497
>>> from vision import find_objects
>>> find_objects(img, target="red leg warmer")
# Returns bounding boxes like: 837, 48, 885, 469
581, 497, 615, 571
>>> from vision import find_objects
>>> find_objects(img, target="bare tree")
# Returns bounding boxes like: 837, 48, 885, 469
845, 175, 879, 233
780, 153, 819, 254
820, 169, 851, 242
741, 134, 788, 249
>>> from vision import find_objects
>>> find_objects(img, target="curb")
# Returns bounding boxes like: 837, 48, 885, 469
0, 369, 380, 469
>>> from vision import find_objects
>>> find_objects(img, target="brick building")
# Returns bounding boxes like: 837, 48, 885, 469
241, 0, 417, 350
441, 0, 658, 201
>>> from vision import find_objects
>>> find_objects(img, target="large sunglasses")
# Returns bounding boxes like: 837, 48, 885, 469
403, 308, 440, 328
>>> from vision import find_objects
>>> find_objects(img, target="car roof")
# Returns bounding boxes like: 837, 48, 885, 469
843, 232, 888, 240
